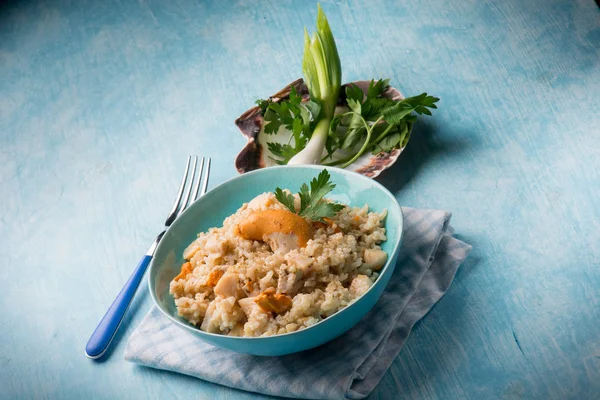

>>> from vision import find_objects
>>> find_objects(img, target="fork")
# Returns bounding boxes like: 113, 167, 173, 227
85, 156, 211, 359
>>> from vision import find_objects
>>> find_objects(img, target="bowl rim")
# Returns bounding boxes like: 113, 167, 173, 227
149, 165, 404, 341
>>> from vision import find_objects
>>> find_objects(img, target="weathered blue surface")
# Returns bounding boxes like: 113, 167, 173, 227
1, 0, 599, 398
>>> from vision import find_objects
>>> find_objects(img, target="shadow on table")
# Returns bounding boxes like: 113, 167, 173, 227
92, 281, 150, 363
375, 119, 474, 195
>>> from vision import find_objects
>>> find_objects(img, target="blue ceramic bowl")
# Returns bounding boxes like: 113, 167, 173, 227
149, 165, 403, 356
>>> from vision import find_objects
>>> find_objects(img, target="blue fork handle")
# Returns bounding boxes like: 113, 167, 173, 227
85, 255, 152, 359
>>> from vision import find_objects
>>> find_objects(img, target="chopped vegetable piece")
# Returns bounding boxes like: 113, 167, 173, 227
254, 288, 293, 314
206, 269, 224, 287
174, 262, 193, 281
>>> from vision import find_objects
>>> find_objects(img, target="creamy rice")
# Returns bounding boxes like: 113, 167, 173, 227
169, 191, 387, 337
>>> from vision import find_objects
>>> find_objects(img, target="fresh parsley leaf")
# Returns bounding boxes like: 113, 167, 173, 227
372, 122, 410, 154
291, 118, 308, 151
269, 102, 296, 129
274, 169, 344, 222
298, 183, 311, 213
288, 86, 302, 108
401, 93, 439, 115
262, 96, 299, 135
345, 83, 364, 104
380, 93, 439, 125
416, 106, 432, 116
399, 122, 411, 147
301, 169, 336, 213
362, 97, 396, 120
347, 98, 362, 114
403, 93, 439, 108
367, 78, 390, 100
382, 102, 416, 124
375, 130, 402, 153
326, 114, 344, 158
255, 99, 270, 111
274, 188, 296, 213
300, 170, 345, 221
267, 142, 299, 164
301, 200, 344, 222
341, 113, 366, 150
264, 108, 284, 134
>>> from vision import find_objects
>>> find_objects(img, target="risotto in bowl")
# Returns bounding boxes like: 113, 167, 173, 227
149, 166, 403, 356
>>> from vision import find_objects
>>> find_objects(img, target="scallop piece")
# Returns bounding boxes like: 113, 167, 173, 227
200, 297, 244, 333
205, 236, 230, 256
277, 269, 303, 294
183, 240, 201, 260
227, 323, 245, 337
238, 297, 261, 318
258, 270, 275, 291
200, 300, 219, 333
362, 248, 388, 271
234, 79, 408, 178
350, 274, 373, 297
286, 253, 313, 274
214, 272, 242, 299
247, 193, 275, 210
266, 232, 300, 254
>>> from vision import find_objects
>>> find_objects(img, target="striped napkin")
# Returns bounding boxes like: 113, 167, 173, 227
125, 207, 471, 399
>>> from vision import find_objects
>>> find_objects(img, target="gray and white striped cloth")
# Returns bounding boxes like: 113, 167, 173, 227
125, 207, 471, 399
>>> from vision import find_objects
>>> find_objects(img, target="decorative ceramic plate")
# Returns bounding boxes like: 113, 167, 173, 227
235, 79, 409, 179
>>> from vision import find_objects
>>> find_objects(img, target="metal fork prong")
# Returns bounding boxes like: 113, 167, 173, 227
198, 158, 211, 198
186, 157, 205, 209
165, 156, 192, 226
177, 156, 197, 216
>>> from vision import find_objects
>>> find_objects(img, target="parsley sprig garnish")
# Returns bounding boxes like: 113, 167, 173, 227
274, 169, 344, 222
325, 79, 439, 167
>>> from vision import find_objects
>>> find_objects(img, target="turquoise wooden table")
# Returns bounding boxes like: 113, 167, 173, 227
2, 0, 599, 398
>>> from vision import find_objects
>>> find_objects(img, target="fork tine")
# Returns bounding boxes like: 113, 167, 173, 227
165, 156, 192, 226
178, 156, 197, 214
185, 157, 205, 209
198, 158, 211, 198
